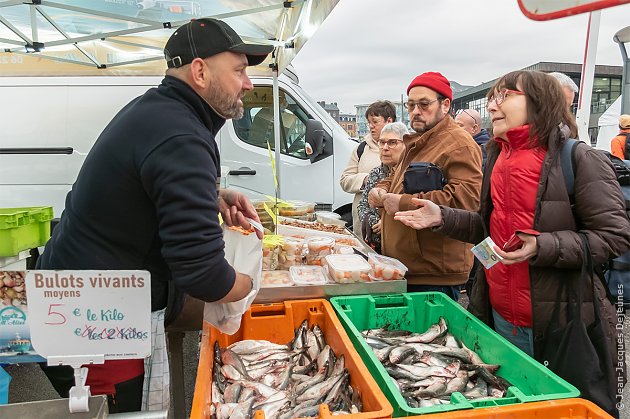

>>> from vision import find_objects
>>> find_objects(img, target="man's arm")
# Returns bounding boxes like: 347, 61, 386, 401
140, 134, 243, 302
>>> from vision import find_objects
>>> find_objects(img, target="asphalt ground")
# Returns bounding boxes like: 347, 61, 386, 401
4, 303, 629, 419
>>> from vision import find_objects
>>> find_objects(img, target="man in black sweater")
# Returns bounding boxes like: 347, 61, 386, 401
36, 18, 272, 412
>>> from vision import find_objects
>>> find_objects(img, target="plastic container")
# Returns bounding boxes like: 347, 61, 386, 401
324, 254, 371, 283
368, 253, 408, 281
0, 207, 53, 257
190, 299, 393, 419
289, 265, 329, 285
316, 211, 346, 227
262, 238, 282, 271
330, 293, 580, 417
279, 237, 305, 269
277, 217, 353, 238
423, 398, 613, 418
0, 366, 10, 405
261, 270, 293, 287
278, 200, 309, 217
305, 236, 335, 265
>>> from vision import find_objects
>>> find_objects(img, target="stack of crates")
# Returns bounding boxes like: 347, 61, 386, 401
0, 207, 53, 257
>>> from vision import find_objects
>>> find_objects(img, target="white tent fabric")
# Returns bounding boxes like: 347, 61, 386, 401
0, 0, 338, 76
595, 96, 622, 151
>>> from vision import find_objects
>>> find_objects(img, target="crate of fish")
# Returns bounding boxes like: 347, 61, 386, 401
190, 299, 393, 419
329, 293, 579, 417
419, 398, 613, 418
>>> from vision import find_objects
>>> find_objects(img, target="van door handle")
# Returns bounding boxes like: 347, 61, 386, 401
229, 169, 257, 176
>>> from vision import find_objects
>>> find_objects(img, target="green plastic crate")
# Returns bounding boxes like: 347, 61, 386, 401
330, 293, 580, 417
0, 207, 53, 257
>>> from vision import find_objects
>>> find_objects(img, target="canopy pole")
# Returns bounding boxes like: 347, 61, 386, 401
576, 11, 601, 143
273, 67, 282, 198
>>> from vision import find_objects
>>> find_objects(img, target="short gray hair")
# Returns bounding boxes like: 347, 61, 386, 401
380, 121, 409, 139
549, 72, 578, 93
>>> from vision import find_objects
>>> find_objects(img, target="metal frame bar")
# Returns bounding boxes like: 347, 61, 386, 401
8, 49, 95, 66
36, 6, 101, 67
106, 37, 164, 52
0, 15, 32, 44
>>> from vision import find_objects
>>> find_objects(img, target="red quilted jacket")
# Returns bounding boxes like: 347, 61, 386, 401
487, 125, 546, 327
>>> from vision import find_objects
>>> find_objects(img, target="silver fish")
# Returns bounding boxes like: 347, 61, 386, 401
222, 349, 251, 380
227, 340, 288, 355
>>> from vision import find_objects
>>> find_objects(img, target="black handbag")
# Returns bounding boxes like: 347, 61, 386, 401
402, 162, 446, 195
536, 234, 618, 417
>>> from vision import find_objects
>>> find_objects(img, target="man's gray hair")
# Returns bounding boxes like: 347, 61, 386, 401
380, 121, 409, 139
549, 72, 579, 93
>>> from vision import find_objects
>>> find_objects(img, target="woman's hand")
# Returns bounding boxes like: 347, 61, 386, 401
393, 198, 442, 230
372, 220, 382, 234
368, 187, 387, 208
494, 233, 538, 265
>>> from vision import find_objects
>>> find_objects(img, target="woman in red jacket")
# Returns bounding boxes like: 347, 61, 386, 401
393, 70, 629, 415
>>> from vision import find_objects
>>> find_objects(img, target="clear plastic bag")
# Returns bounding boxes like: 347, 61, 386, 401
203, 224, 262, 334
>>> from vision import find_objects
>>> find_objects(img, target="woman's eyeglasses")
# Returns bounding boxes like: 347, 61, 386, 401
378, 139, 403, 148
488, 88, 525, 106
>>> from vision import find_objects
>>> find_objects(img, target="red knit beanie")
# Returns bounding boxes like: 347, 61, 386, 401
407, 72, 452, 101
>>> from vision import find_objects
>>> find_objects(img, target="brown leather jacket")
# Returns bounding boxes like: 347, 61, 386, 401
378, 116, 483, 285
438, 129, 630, 383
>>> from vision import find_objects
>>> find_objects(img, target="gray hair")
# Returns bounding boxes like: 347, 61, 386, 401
380, 121, 409, 139
549, 72, 579, 93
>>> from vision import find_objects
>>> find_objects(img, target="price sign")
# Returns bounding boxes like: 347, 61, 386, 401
25, 270, 151, 360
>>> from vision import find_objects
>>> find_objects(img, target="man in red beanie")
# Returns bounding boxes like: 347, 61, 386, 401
368, 71, 482, 300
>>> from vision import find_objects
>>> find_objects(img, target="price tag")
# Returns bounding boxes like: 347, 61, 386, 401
25, 270, 151, 360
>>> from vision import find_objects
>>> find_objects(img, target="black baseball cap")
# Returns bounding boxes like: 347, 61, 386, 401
164, 18, 274, 68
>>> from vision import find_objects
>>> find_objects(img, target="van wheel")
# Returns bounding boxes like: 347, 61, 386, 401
339, 211, 353, 230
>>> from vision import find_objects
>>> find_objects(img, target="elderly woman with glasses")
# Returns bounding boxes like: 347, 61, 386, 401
393, 70, 629, 415
357, 122, 408, 253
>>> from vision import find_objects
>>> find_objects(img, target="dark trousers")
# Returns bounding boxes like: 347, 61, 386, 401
406, 283, 461, 302
39, 364, 144, 413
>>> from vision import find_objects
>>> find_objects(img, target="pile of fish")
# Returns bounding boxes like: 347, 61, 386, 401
210, 320, 362, 418
363, 317, 512, 408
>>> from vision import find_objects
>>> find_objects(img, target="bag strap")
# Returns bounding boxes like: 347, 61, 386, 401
560, 138, 580, 204
577, 233, 602, 321
357, 141, 367, 161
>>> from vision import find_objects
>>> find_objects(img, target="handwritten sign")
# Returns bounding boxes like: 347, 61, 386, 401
25, 270, 151, 360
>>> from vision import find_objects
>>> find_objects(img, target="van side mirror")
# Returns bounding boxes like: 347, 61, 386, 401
305, 119, 324, 162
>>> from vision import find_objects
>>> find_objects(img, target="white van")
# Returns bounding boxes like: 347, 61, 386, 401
0, 69, 356, 222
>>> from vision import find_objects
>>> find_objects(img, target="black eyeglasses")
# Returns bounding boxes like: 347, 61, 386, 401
405, 99, 438, 112
455, 109, 479, 125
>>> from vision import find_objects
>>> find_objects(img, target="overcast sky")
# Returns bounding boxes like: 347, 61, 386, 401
291, 0, 630, 114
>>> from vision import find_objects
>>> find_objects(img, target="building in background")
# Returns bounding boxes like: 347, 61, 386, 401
317, 101, 340, 121
339, 113, 357, 138
451, 61, 622, 144
355, 101, 410, 139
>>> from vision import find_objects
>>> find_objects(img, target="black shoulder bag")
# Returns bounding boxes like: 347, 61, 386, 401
536, 234, 618, 417
402, 162, 446, 195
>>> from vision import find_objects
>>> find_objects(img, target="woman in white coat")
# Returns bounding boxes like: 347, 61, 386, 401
340, 100, 396, 234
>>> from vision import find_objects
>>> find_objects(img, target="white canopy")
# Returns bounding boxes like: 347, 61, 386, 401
595, 96, 622, 151
0, 0, 338, 76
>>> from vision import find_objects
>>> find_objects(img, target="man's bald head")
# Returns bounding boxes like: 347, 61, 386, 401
454, 109, 481, 136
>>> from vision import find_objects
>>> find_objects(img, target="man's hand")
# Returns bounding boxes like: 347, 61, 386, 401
394, 198, 442, 230
372, 220, 382, 234
219, 189, 263, 239
494, 234, 538, 265
368, 187, 387, 208
382, 193, 403, 215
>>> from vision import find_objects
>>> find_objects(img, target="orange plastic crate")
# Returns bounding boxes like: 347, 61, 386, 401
420, 398, 612, 418
190, 299, 393, 419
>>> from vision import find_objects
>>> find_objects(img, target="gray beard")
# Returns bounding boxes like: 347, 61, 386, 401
205, 84, 244, 119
